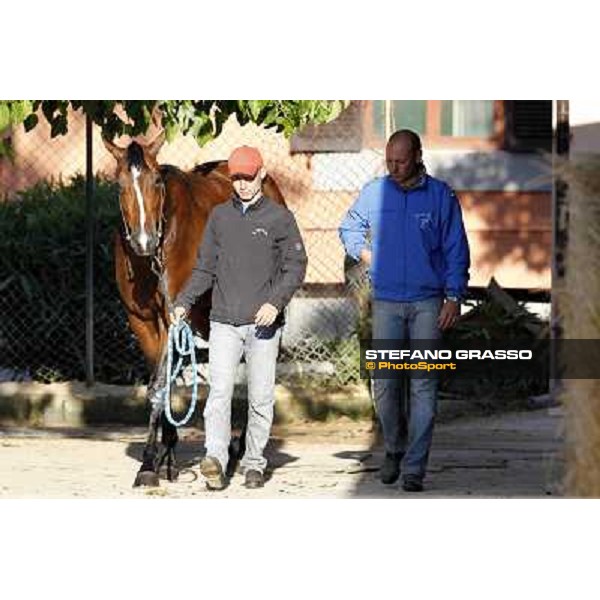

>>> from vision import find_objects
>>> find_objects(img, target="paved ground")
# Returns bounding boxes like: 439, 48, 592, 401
0, 407, 564, 499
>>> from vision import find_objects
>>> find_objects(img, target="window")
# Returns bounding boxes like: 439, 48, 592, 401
440, 101, 494, 137
504, 100, 552, 152
371, 100, 427, 138
365, 100, 501, 149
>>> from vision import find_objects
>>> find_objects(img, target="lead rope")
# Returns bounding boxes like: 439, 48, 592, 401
163, 320, 199, 427
150, 179, 198, 427
153, 235, 198, 428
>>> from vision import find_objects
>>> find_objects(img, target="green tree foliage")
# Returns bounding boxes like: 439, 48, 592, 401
0, 100, 35, 158
0, 100, 348, 153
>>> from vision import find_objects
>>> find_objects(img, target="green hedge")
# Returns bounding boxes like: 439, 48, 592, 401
0, 176, 147, 383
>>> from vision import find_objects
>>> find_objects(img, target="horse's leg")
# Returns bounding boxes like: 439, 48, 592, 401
133, 401, 162, 487
226, 401, 248, 477
127, 313, 168, 487
158, 412, 179, 481
134, 345, 175, 487
141, 315, 181, 483
223, 399, 250, 479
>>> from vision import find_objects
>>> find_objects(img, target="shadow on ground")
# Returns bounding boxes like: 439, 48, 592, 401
124, 431, 299, 488
333, 407, 565, 498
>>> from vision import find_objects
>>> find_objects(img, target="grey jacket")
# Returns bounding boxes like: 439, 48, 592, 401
175, 195, 308, 326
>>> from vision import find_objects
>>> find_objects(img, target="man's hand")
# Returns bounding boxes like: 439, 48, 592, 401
360, 248, 372, 267
437, 300, 460, 331
170, 306, 187, 326
255, 303, 279, 327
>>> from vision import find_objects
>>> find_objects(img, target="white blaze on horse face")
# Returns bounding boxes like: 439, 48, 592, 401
131, 165, 149, 252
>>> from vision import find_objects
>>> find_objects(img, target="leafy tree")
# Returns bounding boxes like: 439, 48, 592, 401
0, 100, 35, 158
0, 100, 348, 154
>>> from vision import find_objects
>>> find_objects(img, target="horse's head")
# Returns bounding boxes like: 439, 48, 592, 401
103, 131, 167, 257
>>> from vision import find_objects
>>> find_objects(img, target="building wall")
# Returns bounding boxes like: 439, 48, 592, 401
570, 100, 600, 155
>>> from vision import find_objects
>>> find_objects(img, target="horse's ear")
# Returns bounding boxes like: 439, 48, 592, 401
103, 137, 126, 162
151, 105, 164, 129
147, 129, 166, 159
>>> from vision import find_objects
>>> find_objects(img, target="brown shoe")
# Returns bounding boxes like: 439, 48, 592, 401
200, 456, 226, 490
244, 469, 264, 489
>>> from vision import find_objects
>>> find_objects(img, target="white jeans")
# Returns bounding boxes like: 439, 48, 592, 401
204, 320, 281, 474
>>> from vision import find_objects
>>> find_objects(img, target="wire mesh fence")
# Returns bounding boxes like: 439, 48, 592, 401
0, 105, 381, 386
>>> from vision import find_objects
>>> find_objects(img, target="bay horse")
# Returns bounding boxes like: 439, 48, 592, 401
103, 131, 286, 487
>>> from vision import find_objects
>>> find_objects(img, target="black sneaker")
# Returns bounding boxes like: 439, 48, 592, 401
200, 456, 226, 490
380, 452, 402, 484
402, 474, 424, 492
244, 469, 264, 489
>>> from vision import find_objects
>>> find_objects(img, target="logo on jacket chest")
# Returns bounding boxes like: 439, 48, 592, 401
414, 212, 433, 230
252, 227, 269, 238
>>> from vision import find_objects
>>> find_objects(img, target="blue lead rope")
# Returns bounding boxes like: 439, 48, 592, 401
163, 321, 199, 427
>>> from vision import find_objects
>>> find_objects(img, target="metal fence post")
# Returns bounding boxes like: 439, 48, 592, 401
85, 115, 95, 386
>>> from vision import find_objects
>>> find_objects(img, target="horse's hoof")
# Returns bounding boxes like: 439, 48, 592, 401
133, 470, 160, 487
158, 465, 179, 482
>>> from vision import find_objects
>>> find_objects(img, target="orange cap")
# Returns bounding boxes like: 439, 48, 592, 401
228, 146, 263, 178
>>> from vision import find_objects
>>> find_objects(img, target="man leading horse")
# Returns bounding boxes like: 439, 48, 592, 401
171, 146, 307, 490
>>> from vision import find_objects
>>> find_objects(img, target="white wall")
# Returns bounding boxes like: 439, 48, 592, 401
312, 149, 551, 192
570, 100, 600, 155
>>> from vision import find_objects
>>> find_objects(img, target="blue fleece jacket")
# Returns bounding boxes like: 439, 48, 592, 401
339, 174, 470, 302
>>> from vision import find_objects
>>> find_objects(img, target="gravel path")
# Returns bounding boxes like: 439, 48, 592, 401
0, 408, 563, 498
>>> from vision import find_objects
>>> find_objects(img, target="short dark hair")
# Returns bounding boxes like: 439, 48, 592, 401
387, 129, 422, 153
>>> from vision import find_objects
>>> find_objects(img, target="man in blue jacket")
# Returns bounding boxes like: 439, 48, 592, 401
339, 129, 470, 492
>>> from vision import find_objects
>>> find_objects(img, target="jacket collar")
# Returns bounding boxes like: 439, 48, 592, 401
232, 194, 265, 213
387, 166, 428, 191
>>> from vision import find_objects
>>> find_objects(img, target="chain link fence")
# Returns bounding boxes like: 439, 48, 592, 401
1, 107, 382, 386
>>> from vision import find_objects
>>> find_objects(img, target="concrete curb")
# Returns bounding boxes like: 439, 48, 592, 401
0, 381, 374, 428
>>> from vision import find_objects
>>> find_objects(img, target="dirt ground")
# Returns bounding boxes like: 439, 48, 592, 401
0, 407, 564, 499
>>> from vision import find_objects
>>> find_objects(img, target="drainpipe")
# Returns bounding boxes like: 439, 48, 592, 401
550, 100, 569, 398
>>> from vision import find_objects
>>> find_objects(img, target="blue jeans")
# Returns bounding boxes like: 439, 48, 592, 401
204, 321, 281, 474
372, 298, 443, 478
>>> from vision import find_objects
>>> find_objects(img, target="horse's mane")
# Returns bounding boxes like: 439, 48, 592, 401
159, 164, 186, 178
192, 160, 226, 176
159, 164, 209, 213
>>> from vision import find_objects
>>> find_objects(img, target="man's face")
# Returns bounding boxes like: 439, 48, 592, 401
232, 169, 264, 201
385, 137, 421, 186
